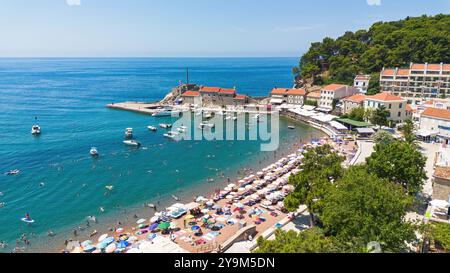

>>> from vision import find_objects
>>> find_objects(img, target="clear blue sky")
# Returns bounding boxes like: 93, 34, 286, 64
0, 0, 448, 57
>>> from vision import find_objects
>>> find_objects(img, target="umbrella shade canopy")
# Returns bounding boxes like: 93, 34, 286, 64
228, 183, 236, 188
234, 203, 245, 208
185, 215, 195, 220
98, 234, 108, 243
116, 240, 129, 249
102, 237, 115, 245
206, 201, 215, 207
149, 223, 159, 231
212, 205, 221, 210
158, 222, 171, 230
105, 244, 117, 253
115, 228, 124, 234
83, 245, 96, 253
201, 209, 209, 214
136, 219, 147, 225
81, 240, 93, 248
96, 242, 108, 250
150, 216, 159, 223
191, 226, 201, 231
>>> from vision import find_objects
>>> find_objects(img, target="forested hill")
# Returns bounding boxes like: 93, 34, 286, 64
296, 14, 450, 93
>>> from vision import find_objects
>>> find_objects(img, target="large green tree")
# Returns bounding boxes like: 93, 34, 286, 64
320, 165, 417, 252
370, 106, 390, 127
284, 145, 345, 225
399, 119, 417, 144
255, 228, 338, 253
366, 140, 427, 195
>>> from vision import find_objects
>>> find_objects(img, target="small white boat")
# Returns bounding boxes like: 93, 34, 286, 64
31, 125, 41, 135
123, 140, 141, 147
203, 112, 213, 119
159, 123, 172, 129
177, 127, 186, 133
288, 126, 296, 130
90, 147, 99, 157
5, 169, 20, 176
125, 128, 133, 138
164, 131, 180, 139
147, 126, 157, 132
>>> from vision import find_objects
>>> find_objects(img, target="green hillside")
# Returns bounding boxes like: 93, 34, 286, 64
296, 14, 450, 93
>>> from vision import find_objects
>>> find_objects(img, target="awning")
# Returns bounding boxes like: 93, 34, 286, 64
270, 99, 284, 104
356, 128, 375, 134
416, 130, 438, 137
312, 114, 337, 123
329, 121, 347, 130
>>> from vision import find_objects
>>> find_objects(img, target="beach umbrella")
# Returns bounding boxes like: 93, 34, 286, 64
83, 245, 96, 253
170, 222, 178, 229
196, 196, 207, 203
234, 203, 245, 209
245, 185, 253, 190
185, 214, 195, 220
96, 242, 108, 250
238, 180, 245, 184
206, 201, 215, 207
136, 219, 147, 225
105, 244, 117, 253
102, 237, 115, 246
158, 222, 170, 230
81, 240, 93, 248
138, 224, 148, 229
116, 240, 129, 249
127, 236, 138, 243
225, 195, 233, 199
201, 208, 209, 214
212, 205, 221, 210
262, 200, 272, 206
115, 228, 124, 234
238, 188, 246, 192
147, 233, 157, 240
150, 216, 159, 223
228, 183, 236, 188
149, 223, 159, 231
98, 234, 108, 243
191, 225, 200, 231
224, 187, 233, 192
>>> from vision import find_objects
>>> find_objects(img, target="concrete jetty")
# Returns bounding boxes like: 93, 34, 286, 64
107, 101, 163, 115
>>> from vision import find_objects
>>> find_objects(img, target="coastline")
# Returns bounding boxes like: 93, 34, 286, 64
24, 116, 325, 253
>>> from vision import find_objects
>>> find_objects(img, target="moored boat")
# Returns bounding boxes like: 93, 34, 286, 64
125, 128, 133, 138
90, 147, 99, 157
31, 125, 41, 135
123, 140, 141, 147
147, 126, 157, 132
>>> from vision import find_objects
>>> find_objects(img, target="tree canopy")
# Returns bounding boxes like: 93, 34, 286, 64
297, 14, 450, 87
320, 165, 417, 252
366, 140, 427, 195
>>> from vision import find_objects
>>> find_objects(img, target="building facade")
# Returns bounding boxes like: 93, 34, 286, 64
270, 88, 306, 105
420, 107, 450, 144
354, 75, 371, 94
364, 92, 409, 123
380, 63, 450, 103
318, 84, 359, 111
342, 94, 366, 115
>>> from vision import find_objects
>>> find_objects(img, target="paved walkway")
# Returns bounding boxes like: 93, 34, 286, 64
419, 142, 440, 198
351, 140, 375, 165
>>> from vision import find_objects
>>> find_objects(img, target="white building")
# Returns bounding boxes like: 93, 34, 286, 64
420, 107, 450, 144
354, 75, 371, 94
318, 84, 359, 112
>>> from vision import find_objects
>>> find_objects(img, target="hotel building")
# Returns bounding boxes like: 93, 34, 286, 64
364, 92, 410, 123
318, 84, 359, 112
380, 63, 450, 103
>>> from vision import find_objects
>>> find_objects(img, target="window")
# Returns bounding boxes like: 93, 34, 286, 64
388, 104, 392, 109
398, 112, 401, 117
399, 103, 403, 109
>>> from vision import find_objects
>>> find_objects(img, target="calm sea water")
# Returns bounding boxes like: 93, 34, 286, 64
0, 58, 323, 252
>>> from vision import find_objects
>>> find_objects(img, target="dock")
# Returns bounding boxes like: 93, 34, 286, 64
107, 101, 163, 115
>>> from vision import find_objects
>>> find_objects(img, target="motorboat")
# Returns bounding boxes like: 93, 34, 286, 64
147, 126, 157, 132
164, 131, 180, 139
31, 125, 41, 135
125, 128, 133, 139
177, 127, 186, 133
203, 112, 213, 119
5, 169, 20, 176
152, 110, 180, 117
288, 126, 296, 130
123, 140, 141, 147
198, 123, 215, 130
159, 123, 172, 129
90, 147, 99, 157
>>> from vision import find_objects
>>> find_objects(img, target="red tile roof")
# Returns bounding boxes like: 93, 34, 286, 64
234, 94, 247, 100
219, 88, 236, 95
427, 64, 441, 70
271, 88, 288, 95
343, 94, 366, 103
307, 91, 321, 99
182, 91, 200, 97
366, 92, 404, 102
200, 86, 221, 93
396, 69, 410, 76
355, 75, 370, 81
411, 64, 425, 70
422, 107, 450, 120
322, 84, 347, 91
406, 104, 414, 112
443, 64, 450, 71
381, 69, 395, 76
286, 88, 306, 95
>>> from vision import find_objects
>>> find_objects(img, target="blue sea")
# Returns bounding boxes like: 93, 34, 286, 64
0, 58, 323, 252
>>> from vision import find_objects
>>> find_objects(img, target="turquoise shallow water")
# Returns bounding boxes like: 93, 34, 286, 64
0, 58, 323, 252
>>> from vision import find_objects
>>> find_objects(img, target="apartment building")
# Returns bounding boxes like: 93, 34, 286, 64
318, 84, 359, 112
380, 63, 450, 103
364, 92, 409, 123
